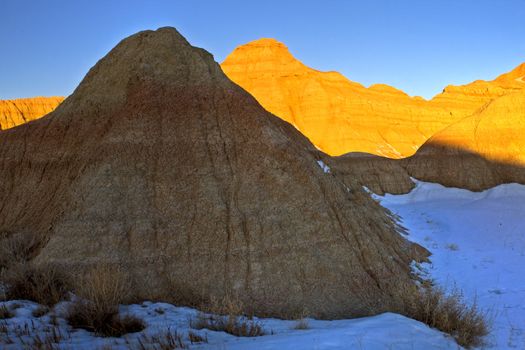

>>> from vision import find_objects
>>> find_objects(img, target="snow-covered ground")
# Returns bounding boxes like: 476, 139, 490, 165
0, 299, 460, 349
379, 181, 525, 349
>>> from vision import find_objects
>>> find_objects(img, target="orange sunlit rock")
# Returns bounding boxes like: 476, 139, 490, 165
221, 39, 525, 158
0, 97, 64, 130
424, 91, 525, 166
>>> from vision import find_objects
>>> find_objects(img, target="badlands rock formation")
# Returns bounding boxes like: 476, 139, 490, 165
331, 91, 525, 193
406, 91, 525, 190
222, 39, 525, 158
0, 97, 63, 130
0, 27, 427, 318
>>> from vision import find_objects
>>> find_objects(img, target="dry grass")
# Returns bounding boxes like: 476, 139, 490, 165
188, 330, 207, 344
137, 328, 186, 349
30, 325, 70, 349
0, 263, 71, 306
388, 283, 489, 348
0, 305, 14, 319
190, 295, 264, 337
293, 318, 310, 330
0, 232, 44, 271
191, 312, 264, 337
32, 305, 50, 318
66, 264, 144, 337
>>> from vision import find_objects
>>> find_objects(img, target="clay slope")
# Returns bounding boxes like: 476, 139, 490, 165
221, 39, 525, 158
0, 27, 426, 318
331, 91, 525, 193
0, 97, 63, 130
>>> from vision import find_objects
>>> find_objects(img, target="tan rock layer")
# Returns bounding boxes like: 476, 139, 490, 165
0, 97, 64, 130
0, 27, 426, 318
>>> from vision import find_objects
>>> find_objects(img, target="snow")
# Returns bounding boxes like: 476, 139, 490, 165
316, 159, 331, 173
379, 181, 525, 349
0, 301, 459, 349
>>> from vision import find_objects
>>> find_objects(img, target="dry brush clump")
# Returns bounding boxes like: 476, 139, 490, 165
190, 296, 264, 337
387, 282, 489, 348
0, 263, 71, 306
136, 328, 188, 349
0, 305, 14, 320
66, 264, 145, 337
0, 232, 44, 271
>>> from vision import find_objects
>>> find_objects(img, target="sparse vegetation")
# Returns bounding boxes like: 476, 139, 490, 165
0, 305, 14, 319
32, 305, 50, 318
66, 264, 144, 337
0, 263, 70, 306
388, 283, 489, 348
293, 318, 310, 330
191, 312, 264, 337
137, 328, 187, 349
188, 330, 207, 344
190, 295, 265, 337
0, 232, 44, 271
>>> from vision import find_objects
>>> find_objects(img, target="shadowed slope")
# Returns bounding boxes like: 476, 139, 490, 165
0, 27, 426, 318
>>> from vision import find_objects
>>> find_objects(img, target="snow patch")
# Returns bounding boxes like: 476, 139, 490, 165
379, 181, 525, 349
316, 160, 331, 173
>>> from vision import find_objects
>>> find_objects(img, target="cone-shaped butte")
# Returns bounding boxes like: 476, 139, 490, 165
0, 27, 426, 318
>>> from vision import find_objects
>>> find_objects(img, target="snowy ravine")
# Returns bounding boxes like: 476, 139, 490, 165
379, 181, 525, 350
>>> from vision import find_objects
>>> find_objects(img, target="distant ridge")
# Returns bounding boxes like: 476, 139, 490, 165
221, 38, 525, 158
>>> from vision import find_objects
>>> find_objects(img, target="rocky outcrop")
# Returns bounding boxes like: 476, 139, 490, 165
331, 91, 525, 194
0, 97, 63, 130
221, 39, 525, 158
0, 27, 427, 318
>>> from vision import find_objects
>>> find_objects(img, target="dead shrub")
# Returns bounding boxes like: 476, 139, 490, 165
0, 304, 14, 319
32, 305, 50, 318
293, 318, 309, 330
191, 313, 264, 337
0, 263, 71, 306
188, 330, 207, 344
0, 232, 44, 271
66, 264, 144, 337
389, 283, 489, 348
137, 327, 186, 349
190, 294, 264, 337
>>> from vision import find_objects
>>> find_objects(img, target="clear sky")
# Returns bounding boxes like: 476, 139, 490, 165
1, 0, 524, 99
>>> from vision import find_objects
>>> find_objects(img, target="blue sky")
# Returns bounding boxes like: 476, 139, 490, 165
1, 0, 524, 99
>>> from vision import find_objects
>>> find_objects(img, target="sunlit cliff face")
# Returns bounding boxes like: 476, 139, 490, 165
0, 97, 64, 130
424, 91, 525, 166
221, 39, 525, 158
